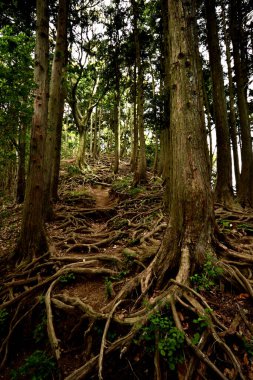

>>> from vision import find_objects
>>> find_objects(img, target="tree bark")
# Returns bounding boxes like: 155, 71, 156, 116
220, 4, 240, 192
154, 0, 214, 287
206, 0, 233, 205
230, 0, 253, 206
15, 0, 49, 262
131, 0, 147, 185
43, 0, 68, 220
16, 123, 27, 204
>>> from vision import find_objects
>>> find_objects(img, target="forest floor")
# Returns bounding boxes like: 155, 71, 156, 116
1, 156, 253, 379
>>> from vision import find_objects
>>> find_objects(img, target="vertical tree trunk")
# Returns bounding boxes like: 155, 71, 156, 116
130, 65, 138, 172
16, 123, 27, 204
15, 0, 49, 262
153, 0, 214, 287
131, 0, 146, 185
230, 0, 253, 206
43, 0, 68, 220
113, 60, 120, 174
221, 3, 240, 191
206, 0, 233, 205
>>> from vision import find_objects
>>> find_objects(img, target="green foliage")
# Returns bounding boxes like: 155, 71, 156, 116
112, 175, 133, 192
243, 338, 253, 357
139, 311, 185, 370
190, 253, 223, 291
33, 317, 47, 344
104, 277, 113, 299
10, 350, 56, 380
0, 309, 8, 331
67, 165, 82, 175
59, 272, 76, 284
193, 308, 212, 329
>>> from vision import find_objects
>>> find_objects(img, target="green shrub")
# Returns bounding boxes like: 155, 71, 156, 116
10, 350, 56, 380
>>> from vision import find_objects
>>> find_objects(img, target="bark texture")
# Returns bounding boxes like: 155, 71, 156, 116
154, 0, 214, 287
15, 0, 49, 262
206, 0, 233, 205
43, 0, 68, 219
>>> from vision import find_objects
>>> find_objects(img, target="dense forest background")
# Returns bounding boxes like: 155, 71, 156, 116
0, 0, 253, 379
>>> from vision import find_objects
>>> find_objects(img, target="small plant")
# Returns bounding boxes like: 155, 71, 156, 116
243, 338, 253, 357
105, 277, 114, 299
139, 311, 185, 370
33, 317, 47, 343
67, 164, 81, 175
59, 272, 76, 284
191, 308, 213, 345
190, 253, 223, 291
10, 350, 56, 380
0, 308, 8, 326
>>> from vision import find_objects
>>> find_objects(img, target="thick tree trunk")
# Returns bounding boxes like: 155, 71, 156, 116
43, 0, 68, 220
77, 128, 87, 168
153, 0, 214, 287
206, 0, 233, 205
15, 0, 49, 262
230, 0, 253, 206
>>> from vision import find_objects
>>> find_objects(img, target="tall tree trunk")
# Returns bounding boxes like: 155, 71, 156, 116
130, 64, 138, 172
16, 123, 27, 204
14, 0, 49, 262
230, 0, 253, 206
131, 0, 147, 185
43, 0, 68, 220
206, 0, 233, 205
153, 0, 214, 287
113, 60, 120, 174
52, 85, 66, 201
221, 3, 240, 192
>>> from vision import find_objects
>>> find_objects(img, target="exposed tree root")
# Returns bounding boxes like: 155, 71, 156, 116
2, 171, 253, 379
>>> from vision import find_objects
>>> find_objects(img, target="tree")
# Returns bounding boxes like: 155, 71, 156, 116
151, 0, 214, 286
14, 0, 49, 262
205, 0, 234, 205
43, 0, 69, 220
131, 0, 147, 185
230, 0, 253, 206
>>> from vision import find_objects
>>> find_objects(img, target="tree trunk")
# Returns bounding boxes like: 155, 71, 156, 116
221, 3, 240, 192
230, 0, 253, 206
153, 0, 214, 287
77, 128, 87, 168
130, 44, 138, 172
206, 0, 233, 205
131, 0, 147, 184
113, 60, 120, 174
43, 0, 68, 220
16, 123, 27, 204
15, 0, 49, 262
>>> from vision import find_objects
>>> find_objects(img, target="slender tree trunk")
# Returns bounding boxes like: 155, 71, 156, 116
43, 0, 68, 220
153, 0, 214, 287
15, 0, 49, 262
130, 52, 138, 172
77, 128, 87, 168
52, 85, 65, 201
16, 123, 27, 204
230, 0, 253, 206
221, 3, 240, 192
131, 0, 147, 184
113, 61, 120, 174
206, 0, 233, 205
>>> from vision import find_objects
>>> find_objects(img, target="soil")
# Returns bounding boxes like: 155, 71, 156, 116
1, 158, 253, 380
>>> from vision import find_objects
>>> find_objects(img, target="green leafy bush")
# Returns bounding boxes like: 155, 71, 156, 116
190, 254, 223, 290
139, 311, 185, 370
10, 350, 56, 380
